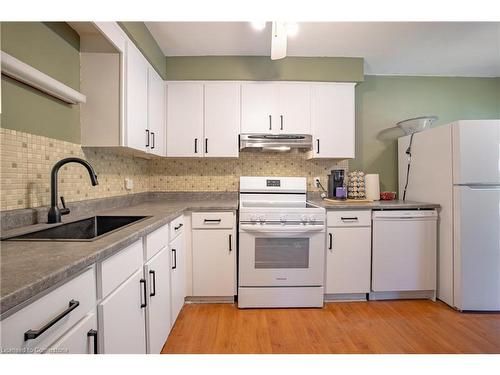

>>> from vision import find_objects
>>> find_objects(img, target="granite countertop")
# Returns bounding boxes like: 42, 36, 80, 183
308, 197, 440, 210
0, 193, 238, 316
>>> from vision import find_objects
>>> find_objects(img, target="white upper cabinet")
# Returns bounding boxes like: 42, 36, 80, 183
125, 41, 149, 152
166, 82, 204, 157
241, 82, 310, 134
204, 83, 240, 157
147, 67, 166, 156
276, 83, 311, 134
81, 23, 167, 157
309, 83, 355, 159
241, 83, 277, 133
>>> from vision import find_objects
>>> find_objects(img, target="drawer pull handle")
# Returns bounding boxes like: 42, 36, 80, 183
140, 279, 147, 308
341, 217, 359, 221
172, 249, 177, 269
24, 299, 80, 341
87, 329, 98, 354
174, 223, 183, 230
229, 234, 232, 252
204, 219, 222, 223
149, 270, 156, 297
329, 233, 333, 250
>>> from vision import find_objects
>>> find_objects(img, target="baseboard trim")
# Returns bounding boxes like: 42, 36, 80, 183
185, 296, 235, 304
369, 290, 436, 301
324, 293, 368, 302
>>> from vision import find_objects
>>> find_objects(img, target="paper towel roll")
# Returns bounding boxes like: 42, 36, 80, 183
365, 174, 380, 201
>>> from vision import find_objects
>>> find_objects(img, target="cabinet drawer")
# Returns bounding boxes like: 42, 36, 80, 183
44, 311, 98, 354
100, 240, 143, 298
192, 211, 234, 229
169, 215, 185, 241
1, 267, 96, 353
146, 224, 169, 260
327, 210, 371, 227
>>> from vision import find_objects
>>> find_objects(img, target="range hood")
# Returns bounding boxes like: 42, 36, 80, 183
240, 134, 313, 152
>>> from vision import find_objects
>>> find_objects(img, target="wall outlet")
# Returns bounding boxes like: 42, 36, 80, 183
314, 177, 322, 188
124, 178, 133, 191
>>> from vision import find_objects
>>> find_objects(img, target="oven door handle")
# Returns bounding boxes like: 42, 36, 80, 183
240, 224, 325, 233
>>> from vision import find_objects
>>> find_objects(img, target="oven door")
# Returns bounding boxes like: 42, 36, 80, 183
239, 224, 325, 287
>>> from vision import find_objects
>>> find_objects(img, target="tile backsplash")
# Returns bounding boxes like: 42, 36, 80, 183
0, 128, 348, 211
150, 153, 347, 192
0, 128, 150, 211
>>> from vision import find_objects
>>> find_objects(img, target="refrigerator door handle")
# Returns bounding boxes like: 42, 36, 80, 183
456, 184, 500, 191
454, 183, 500, 190
469, 187, 500, 191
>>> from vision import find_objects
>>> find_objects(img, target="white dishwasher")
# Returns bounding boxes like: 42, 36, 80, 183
371, 210, 438, 297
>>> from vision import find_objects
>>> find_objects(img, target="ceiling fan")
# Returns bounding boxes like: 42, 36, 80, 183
251, 22, 299, 60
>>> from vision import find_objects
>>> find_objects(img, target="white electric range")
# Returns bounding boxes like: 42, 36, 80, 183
238, 176, 326, 308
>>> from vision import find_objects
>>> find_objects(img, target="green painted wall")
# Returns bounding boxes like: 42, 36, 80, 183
166, 56, 364, 82
352, 75, 500, 192
1, 22, 81, 143
1, 22, 498, 193
119, 22, 166, 79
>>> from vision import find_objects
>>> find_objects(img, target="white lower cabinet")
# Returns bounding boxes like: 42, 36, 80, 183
325, 211, 371, 295
45, 312, 98, 354
192, 229, 236, 297
98, 268, 147, 354
170, 230, 186, 325
1, 267, 96, 354
144, 247, 171, 353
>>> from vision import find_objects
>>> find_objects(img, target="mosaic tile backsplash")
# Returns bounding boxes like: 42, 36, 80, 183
0, 128, 348, 211
0, 128, 150, 211
149, 154, 348, 193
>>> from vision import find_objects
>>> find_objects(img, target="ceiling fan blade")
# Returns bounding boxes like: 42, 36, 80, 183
271, 22, 287, 60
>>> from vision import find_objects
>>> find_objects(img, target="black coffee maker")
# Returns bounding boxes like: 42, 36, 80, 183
328, 169, 345, 199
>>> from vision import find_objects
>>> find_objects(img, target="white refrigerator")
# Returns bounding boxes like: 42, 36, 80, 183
398, 119, 500, 311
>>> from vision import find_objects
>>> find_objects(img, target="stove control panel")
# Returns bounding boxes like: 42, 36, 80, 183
266, 179, 281, 187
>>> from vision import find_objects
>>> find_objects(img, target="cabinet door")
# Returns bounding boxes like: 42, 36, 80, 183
125, 41, 149, 152
98, 268, 146, 354
166, 82, 204, 157
145, 247, 171, 354
204, 83, 240, 157
147, 67, 166, 156
277, 83, 311, 134
170, 231, 186, 325
45, 312, 98, 354
325, 227, 371, 294
241, 83, 277, 133
310, 83, 355, 158
192, 229, 236, 297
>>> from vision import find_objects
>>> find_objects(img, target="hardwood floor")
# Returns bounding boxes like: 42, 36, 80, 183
161, 300, 500, 354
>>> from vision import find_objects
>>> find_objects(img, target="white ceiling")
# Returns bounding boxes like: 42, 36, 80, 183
146, 22, 500, 76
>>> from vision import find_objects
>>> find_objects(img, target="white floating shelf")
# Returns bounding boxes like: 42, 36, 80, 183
1, 51, 86, 105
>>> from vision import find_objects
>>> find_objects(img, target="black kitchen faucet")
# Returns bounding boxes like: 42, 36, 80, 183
47, 158, 99, 223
